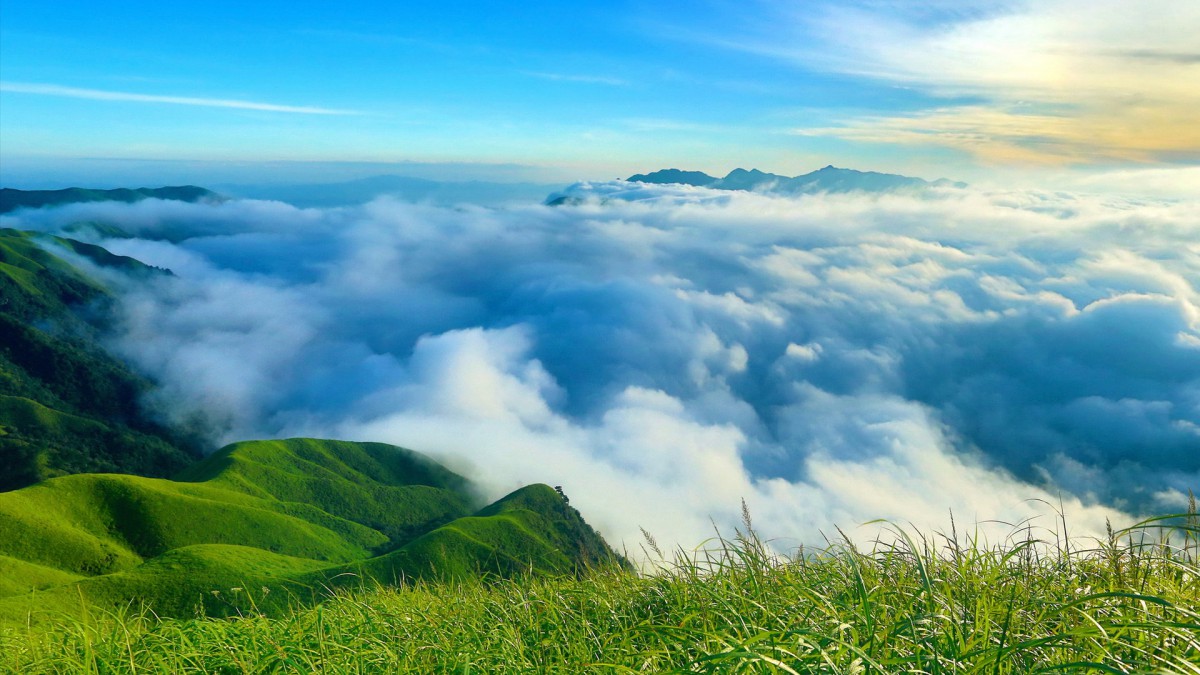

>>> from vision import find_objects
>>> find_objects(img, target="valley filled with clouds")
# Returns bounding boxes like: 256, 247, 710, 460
5, 182, 1197, 551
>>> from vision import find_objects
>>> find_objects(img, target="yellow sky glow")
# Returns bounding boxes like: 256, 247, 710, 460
798, 0, 1200, 165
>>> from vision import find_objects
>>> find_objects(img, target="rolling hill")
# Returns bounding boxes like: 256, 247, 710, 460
0, 438, 627, 623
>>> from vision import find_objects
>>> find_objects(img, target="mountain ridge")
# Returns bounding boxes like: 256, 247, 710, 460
0, 186, 221, 214
627, 165, 966, 194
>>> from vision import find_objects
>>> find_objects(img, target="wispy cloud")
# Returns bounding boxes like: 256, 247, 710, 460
524, 72, 628, 86
619, 117, 730, 134
1096, 49, 1200, 66
0, 82, 359, 115
793, 104, 1200, 165
295, 28, 488, 57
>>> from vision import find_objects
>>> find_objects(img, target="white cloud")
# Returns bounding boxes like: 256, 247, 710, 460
0, 81, 359, 115
8, 181, 1197, 552
1065, 166, 1200, 200
785, 342, 822, 362
524, 72, 628, 86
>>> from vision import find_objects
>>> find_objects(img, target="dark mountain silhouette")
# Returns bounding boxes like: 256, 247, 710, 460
626, 169, 718, 187
0, 186, 220, 214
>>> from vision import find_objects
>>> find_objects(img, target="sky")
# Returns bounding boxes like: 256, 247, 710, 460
2, 0, 1198, 192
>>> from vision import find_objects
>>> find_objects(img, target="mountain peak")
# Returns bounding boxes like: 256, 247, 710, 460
625, 169, 716, 187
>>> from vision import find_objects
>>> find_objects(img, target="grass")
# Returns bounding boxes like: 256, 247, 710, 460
1, 508, 1195, 673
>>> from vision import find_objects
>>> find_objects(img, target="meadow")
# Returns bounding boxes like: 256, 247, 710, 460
3, 507, 1196, 674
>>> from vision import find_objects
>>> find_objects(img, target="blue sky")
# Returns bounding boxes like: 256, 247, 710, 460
1, 0, 1197, 188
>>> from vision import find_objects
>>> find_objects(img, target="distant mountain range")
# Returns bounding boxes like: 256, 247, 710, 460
0, 186, 220, 214
1, 165, 965, 217
627, 166, 967, 194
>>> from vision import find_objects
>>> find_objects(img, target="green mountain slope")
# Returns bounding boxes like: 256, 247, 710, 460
0, 438, 626, 623
0, 186, 220, 214
177, 438, 473, 550
0, 228, 197, 490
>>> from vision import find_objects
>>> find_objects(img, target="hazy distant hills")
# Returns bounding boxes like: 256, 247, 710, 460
628, 166, 967, 194
0, 178, 565, 210
1, 165, 962, 214
0, 186, 220, 214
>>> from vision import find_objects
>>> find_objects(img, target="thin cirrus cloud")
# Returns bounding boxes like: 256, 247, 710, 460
792, 104, 1198, 165
0, 82, 360, 116
523, 72, 629, 86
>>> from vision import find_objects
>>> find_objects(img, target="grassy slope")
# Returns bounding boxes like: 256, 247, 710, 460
341, 485, 580, 583
0, 228, 197, 490
0, 438, 623, 623
0, 228, 105, 317
0, 557, 81, 597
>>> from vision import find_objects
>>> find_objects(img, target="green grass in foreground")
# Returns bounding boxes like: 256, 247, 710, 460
2, 509, 1197, 673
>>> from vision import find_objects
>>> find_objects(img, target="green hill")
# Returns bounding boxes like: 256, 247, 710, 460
0, 438, 626, 623
0, 228, 197, 490
0, 186, 220, 214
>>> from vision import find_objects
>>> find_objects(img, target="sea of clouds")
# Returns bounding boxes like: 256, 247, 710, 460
5, 182, 1198, 552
